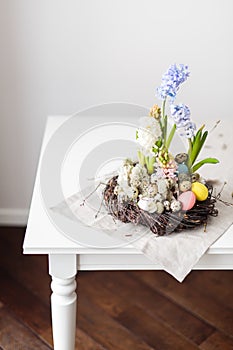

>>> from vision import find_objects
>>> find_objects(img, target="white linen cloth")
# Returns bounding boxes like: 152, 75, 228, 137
51, 123, 233, 282
51, 183, 233, 282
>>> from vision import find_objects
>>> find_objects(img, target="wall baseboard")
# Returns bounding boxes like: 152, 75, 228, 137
0, 208, 29, 226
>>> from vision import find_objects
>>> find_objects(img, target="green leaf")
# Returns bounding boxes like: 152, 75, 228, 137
192, 131, 208, 165
190, 125, 209, 166
145, 156, 155, 175
145, 156, 150, 168
192, 157, 219, 172
155, 139, 162, 148
136, 130, 138, 139
200, 130, 208, 148
166, 124, 176, 149
137, 150, 145, 166
190, 129, 202, 165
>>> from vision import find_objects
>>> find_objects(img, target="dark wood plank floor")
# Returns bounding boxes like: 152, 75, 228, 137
0, 226, 233, 350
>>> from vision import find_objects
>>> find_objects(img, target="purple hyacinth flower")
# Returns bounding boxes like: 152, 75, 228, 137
156, 64, 190, 101
180, 121, 196, 138
170, 104, 191, 128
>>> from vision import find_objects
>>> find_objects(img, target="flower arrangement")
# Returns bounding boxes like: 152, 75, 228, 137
103, 64, 219, 235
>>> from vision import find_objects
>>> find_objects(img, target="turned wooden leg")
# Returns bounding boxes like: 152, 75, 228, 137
49, 254, 77, 350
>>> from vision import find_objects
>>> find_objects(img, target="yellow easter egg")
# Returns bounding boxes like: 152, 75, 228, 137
191, 182, 208, 201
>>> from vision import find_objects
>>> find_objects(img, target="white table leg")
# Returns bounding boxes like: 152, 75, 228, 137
49, 254, 77, 350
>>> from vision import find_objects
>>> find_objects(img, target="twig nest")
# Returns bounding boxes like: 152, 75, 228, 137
103, 174, 218, 236
191, 182, 208, 201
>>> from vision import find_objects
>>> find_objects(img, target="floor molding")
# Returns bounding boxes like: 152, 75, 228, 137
0, 208, 28, 226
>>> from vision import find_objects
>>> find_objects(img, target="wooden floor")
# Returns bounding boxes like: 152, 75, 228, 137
0, 227, 233, 350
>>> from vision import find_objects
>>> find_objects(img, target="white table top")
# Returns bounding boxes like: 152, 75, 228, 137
23, 115, 233, 255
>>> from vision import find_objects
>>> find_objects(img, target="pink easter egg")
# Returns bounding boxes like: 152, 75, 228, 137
178, 191, 196, 211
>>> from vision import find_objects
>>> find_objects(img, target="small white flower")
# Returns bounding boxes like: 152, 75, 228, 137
150, 173, 158, 183
117, 163, 132, 184
137, 117, 162, 154
116, 163, 135, 201
157, 179, 169, 198
147, 184, 158, 197
117, 184, 134, 201
130, 164, 149, 190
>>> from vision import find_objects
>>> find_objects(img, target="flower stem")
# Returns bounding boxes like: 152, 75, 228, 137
145, 156, 155, 175
161, 98, 166, 118
137, 150, 145, 166
163, 115, 167, 145
161, 98, 167, 146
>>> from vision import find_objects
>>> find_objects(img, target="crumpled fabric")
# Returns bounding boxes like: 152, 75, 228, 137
51, 177, 233, 282
51, 124, 233, 282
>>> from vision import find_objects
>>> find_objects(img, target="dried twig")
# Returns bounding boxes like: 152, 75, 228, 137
103, 176, 218, 236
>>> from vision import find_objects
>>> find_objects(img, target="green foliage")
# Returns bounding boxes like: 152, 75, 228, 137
188, 125, 219, 172
137, 150, 145, 166
166, 124, 176, 149
192, 158, 219, 172
145, 156, 156, 175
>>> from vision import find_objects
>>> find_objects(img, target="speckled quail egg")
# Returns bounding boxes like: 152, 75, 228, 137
191, 173, 200, 183
179, 180, 192, 192
157, 179, 168, 196
171, 199, 182, 212
178, 173, 191, 182
175, 153, 189, 164
156, 202, 164, 214
163, 200, 171, 211
132, 188, 139, 199
147, 184, 158, 197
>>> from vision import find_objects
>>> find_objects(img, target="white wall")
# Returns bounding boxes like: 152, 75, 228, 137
0, 0, 232, 224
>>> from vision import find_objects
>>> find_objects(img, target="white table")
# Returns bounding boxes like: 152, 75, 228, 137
23, 114, 233, 350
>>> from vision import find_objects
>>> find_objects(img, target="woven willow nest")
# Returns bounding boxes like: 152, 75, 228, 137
103, 176, 218, 236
